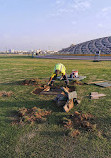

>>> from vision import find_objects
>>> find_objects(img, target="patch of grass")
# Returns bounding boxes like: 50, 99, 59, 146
0, 55, 111, 158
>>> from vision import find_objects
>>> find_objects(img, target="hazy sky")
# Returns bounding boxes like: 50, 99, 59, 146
0, 0, 111, 51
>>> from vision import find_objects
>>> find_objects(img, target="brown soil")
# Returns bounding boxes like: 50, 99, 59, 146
68, 85, 76, 92
21, 78, 42, 86
70, 80, 84, 86
51, 87, 62, 93
12, 107, 51, 125
32, 86, 63, 95
74, 80, 84, 85
21, 78, 76, 95
63, 111, 96, 137
32, 84, 76, 95
68, 129, 80, 137
0, 91, 13, 97
32, 87, 44, 94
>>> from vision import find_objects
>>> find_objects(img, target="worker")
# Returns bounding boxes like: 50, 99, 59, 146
47, 63, 69, 86
94, 50, 101, 61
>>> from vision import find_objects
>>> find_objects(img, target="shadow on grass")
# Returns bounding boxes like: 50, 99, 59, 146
95, 116, 111, 129
0, 81, 23, 86
2, 97, 63, 117
0, 99, 61, 111
0, 81, 34, 86
0, 78, 47, 86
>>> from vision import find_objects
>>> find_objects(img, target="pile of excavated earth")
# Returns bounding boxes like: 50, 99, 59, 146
12, 107, 51, 125
62, 111, 96, 137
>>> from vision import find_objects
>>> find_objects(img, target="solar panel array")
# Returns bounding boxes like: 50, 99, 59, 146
59, 36, 111, 54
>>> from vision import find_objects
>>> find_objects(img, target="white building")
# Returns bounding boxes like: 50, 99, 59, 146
8, 49, 15, 53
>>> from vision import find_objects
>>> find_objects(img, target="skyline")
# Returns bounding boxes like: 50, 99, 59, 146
0, 0, 111, 51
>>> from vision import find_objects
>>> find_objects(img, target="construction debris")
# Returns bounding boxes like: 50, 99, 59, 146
43, 85, 50, 92
53, 93, 67, 106
61, 87, 77, 100
12, 107, 51, 125
85, 80, 111, 88
86, 80, 105, 85
94, 82, 111, 88
63, 99, 74, 113
57, 75, 86, 81
62, 87, 77, 112
90, 92, 106, 99
54, 87, 78, 112
68, 76, 86, 81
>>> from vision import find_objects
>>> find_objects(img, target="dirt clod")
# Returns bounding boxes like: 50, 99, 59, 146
32, 87, 44, 94
0, 91, 13, 97
21, 78, 41, 86
68, 129, 80, 138
43, 86, 50, 92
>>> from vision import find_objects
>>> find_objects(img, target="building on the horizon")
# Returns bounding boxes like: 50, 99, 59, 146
7, 49, 15, 53
59, 36, 111, 55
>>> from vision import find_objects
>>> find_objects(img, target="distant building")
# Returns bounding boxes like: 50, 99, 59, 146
8, 49, 15, 53
59, 36, 111, 55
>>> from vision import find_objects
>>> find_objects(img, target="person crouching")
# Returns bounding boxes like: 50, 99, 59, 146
47, 63, 69, 86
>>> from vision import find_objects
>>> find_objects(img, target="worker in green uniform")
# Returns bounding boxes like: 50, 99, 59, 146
47, 63, 69, 86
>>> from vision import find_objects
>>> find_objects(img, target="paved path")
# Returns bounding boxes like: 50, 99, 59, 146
35, 55, 111, 61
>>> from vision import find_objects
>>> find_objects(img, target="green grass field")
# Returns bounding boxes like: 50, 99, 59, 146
0, 55, 111, 158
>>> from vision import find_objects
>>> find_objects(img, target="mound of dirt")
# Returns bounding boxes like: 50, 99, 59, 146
32, 87, 44, 94
12, 107, 51, 125
0, 91, 13, 97
21, 78, 42, 86
63, 111, 96, 137
70, 80, 84, 86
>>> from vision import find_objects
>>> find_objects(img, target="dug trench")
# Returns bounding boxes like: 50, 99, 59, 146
32, 85, 76, 95
19, 78, 80, 95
